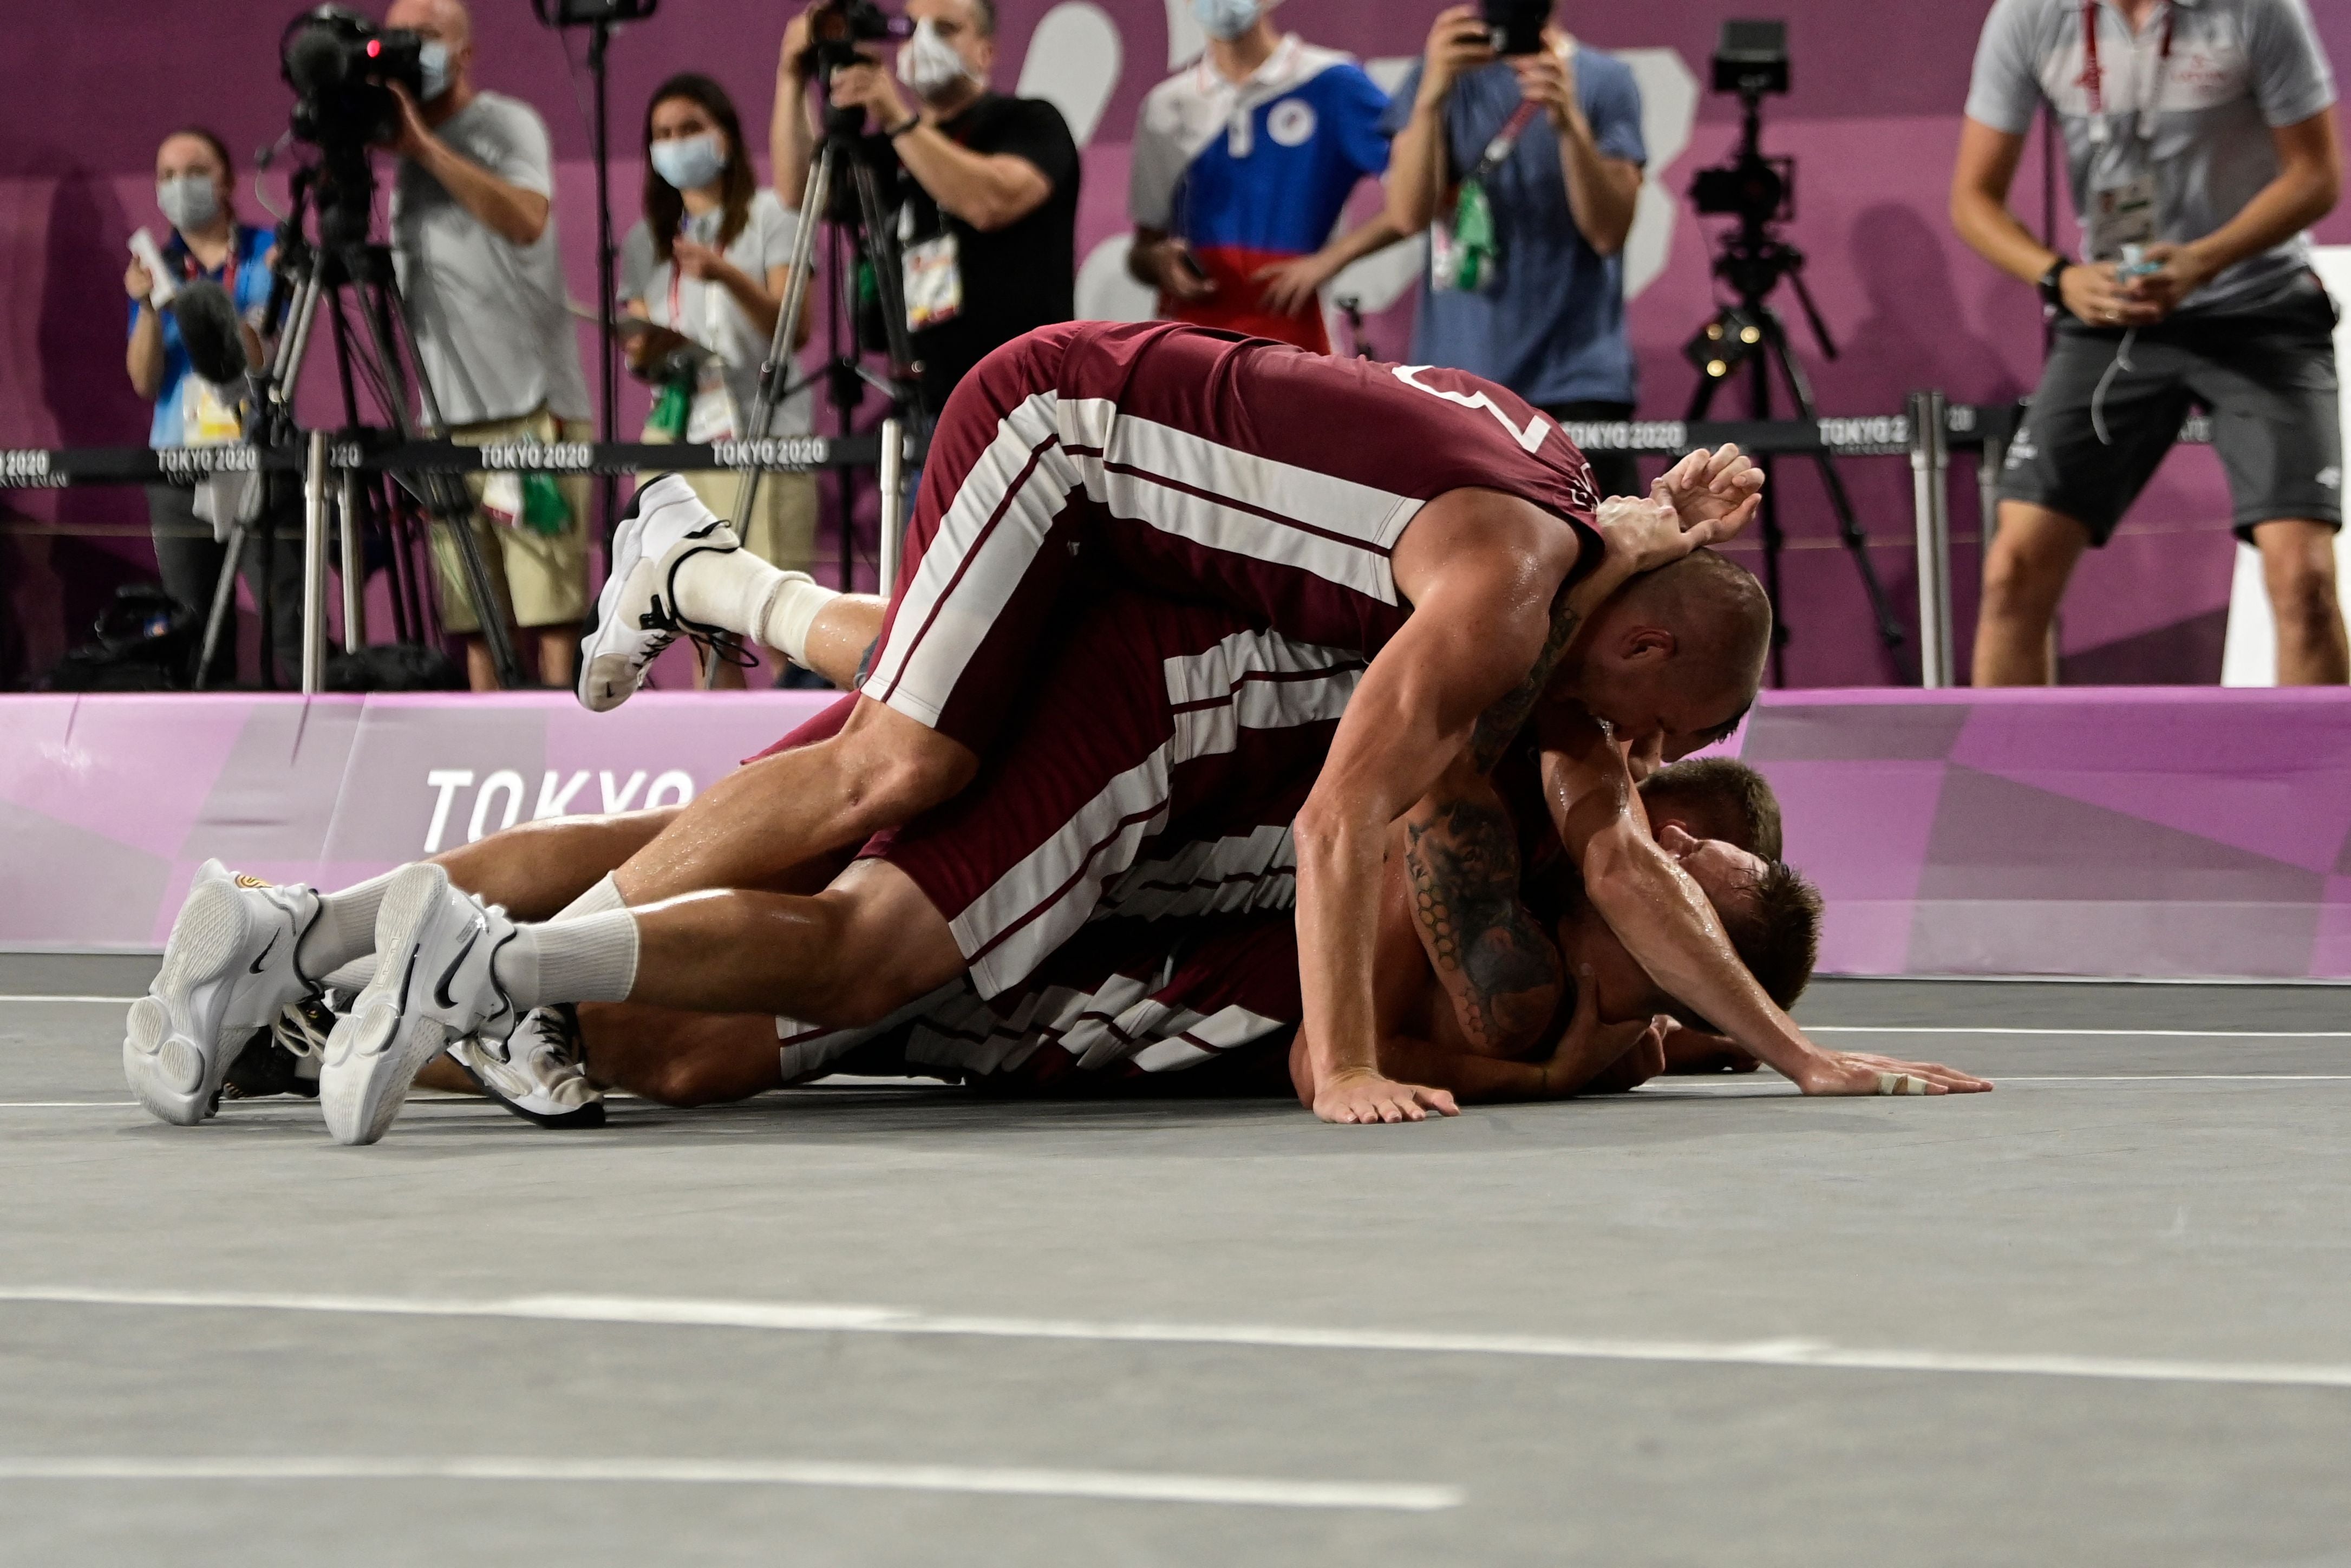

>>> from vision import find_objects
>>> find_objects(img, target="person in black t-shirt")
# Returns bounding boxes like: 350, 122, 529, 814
773, 0, 1079, 415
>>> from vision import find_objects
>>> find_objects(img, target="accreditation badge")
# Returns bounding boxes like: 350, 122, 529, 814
685, 361, 740, 445
903, 232, 965, 331
182, 377, 243, 447
2084, 172, 2158, 263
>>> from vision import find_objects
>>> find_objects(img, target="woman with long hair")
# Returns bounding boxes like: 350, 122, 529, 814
619, 71, 817, 689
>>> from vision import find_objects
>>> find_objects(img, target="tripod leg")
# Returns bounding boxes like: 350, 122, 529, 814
194, 525, 247, 692
360, 267, 525, 689
1761, 312, 1906, 661
735, 143, 837, 527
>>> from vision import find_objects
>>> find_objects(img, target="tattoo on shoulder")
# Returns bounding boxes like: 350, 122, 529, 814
1470, 596, 1583, 773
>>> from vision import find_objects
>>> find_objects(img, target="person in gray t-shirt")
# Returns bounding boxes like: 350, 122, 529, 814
386, 0, 595, 691
1954, 0, 2345, 687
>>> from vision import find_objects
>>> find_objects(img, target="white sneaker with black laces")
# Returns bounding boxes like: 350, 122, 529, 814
125, 860, 322, 1126
577, 473, 744, 713
320, 863, 520, 1147
449, 1006, 605, 1129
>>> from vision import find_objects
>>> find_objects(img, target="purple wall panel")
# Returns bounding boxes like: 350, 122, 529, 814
7, 688, 2351, 979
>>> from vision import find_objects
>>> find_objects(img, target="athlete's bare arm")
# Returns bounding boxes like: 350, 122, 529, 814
1536, 705, 1989, 1096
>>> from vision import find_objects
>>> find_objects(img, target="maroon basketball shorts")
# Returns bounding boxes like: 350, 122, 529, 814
858, 322, 1418, 756
760, 586, 1359, 1001
776, 911, 1304, 1092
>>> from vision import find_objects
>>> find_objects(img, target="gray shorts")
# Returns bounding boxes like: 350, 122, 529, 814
2000, 275, 2343, 546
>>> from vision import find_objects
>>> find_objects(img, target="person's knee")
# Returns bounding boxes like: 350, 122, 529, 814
833, 731, 975, 834
1980, 519, 2079, 621
2269, 556, 2342, 642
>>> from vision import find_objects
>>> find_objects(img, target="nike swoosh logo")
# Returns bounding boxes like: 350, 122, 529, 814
247, 932, 280, 976
434, 925, 484, 1012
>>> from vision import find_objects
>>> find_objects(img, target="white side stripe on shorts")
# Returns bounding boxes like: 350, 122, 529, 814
953, 628, 1361, 998
863, 391, 1082, 724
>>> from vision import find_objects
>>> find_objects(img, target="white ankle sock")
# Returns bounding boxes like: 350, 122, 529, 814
553, 872, 628, 922
492, 910, 640, 1012
324, 958, 376, 994
296, 870, 401, 978
671, 546, 834, 663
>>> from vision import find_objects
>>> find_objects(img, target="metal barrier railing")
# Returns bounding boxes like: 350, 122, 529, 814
4, 402, 2221, 694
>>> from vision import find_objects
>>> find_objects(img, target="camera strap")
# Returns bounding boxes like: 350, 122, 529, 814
2078, 0, 2174, 147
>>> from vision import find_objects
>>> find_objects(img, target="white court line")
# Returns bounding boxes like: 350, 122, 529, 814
0, 1455, 1455, 1512
4, 1284, 2348, 1393
0, 995, 140, 1005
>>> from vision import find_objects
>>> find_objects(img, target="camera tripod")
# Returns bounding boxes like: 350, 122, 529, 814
736, 89, 922, 592
1686, 143, 1903, 688
218, 153, 524, 689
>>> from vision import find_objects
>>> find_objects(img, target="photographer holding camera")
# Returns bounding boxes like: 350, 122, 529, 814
381, 0, 593, 692
123, 128, 305, 687
771, 0, 1080, 416
1954, 0, 2345, 687
1382, 2, 1647, 497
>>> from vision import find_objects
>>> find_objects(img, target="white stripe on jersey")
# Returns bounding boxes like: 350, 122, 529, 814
1069, 411, 1421, 604
776, 971, 1291, 1086
863, 391, 1083, 724
1098, 825, 1298, 923
952, 627, 1361, 998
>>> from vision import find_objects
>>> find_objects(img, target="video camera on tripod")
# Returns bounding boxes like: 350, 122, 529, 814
796, 0, 915, 82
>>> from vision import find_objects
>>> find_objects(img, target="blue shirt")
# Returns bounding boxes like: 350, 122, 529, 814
1380, 50, 1646, 407
128, 223, 275, 448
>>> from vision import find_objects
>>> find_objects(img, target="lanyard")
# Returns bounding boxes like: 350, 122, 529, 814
176, 237, 238, 296
1471, 101, 1544, 184
2080, 0, 2174, 146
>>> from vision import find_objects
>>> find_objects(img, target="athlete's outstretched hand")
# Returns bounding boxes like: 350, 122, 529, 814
1315, 1067, 1460, 1125
1791, 1048, 1994, 1096
1653, 443, 1766, 543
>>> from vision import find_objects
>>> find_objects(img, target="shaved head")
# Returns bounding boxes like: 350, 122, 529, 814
1566, 550, 1773, 759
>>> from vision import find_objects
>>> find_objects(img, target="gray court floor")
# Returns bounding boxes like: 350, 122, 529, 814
4, 953, 2348, 1566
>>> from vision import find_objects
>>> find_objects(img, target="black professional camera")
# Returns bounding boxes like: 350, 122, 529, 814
1481, 0, 1549, 57
282, 5, 426, 151
798, 0, 914, 79
1689, 21, 1793, 226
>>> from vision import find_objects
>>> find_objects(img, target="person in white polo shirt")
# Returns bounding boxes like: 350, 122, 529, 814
1952, 0, 2345, 685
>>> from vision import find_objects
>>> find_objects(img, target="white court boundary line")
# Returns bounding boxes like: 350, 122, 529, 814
4, 1284, 2348, 1393
1809, 1026, 2351, 1039
0, 1455, 1455, 1512
0, 995, 141, 1005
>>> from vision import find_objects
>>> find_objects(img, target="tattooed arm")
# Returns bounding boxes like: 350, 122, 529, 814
1400, 760, 1563, 1056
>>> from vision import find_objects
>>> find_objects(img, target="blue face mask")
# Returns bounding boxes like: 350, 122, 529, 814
1193, 0, 1262, 43
650, 133, 727, 193
417, 40, 452, 102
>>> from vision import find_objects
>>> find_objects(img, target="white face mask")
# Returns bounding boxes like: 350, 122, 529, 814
1194, 0, 1263, 43
157, 174, 221, 233
418, 40, 452, 102
897, 18, 979, 104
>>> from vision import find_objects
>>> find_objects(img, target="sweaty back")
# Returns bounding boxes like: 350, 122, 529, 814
1053, 323, 1605, 651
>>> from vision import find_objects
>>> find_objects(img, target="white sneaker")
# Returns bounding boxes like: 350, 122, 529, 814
577, 473, 743, 713
450, 1006, 605, 1129
319, 863, 520, 1147
125, 861, 321, 1126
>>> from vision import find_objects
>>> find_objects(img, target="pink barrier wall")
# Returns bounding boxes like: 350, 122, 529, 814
6, 688, 2351, 979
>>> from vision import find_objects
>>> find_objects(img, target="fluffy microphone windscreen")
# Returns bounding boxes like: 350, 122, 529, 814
170, 279, 250, 386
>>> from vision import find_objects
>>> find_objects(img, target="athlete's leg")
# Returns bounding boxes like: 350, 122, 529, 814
617, 858, 962, 1024
576, 1003, 785, 1107
611, 700, 977, 905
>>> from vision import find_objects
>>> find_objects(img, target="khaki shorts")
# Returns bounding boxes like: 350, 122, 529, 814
636, 428, 820, 576
431, 408, 593, 635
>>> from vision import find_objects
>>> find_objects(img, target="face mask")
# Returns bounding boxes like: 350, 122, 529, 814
1193, 0, 1263, 43
897, 19, 978, 104
157, 174, 221, 234
418, 40, 452, 102
650, 133, 727, 192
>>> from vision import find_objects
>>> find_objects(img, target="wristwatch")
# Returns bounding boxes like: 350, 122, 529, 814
2036, 258, 2072, 321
